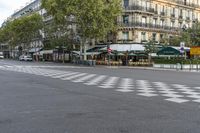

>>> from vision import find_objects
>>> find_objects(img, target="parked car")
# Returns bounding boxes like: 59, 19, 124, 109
0, 52, 4, 59
19, 55, 33, 61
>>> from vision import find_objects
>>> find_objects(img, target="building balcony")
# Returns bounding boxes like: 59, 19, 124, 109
168, 0, 200, 8
186, 17, 190, 21
117, 22, 180, 32
124, 5, 154, 14
117, 39, 133, 43
154, 10, 158, 15
171, 14, 175, 18
160, 12, 166, 16
179, 16, 183, 20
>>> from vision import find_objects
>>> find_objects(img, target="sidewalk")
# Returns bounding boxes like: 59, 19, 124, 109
49, 61, 200, 73
99, 65, 200, 73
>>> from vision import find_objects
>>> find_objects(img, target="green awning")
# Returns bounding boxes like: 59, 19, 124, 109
136, 53, 147, 57
157, 47, 180, 55
129, 53, 137, 56
117, 53, 124, 56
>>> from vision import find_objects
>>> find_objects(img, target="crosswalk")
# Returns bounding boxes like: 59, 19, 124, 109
1, 65, 200, 105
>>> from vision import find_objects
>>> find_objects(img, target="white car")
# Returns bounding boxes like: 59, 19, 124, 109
0, 52, 4, 59
0, 55, 4, 59
19, 55, 33, 61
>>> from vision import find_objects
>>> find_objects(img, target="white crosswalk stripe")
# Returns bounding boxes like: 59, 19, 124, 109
84, 75, 107, 86
52, 71, 74, 78
98, 77, 119, 88
61, 73, 87, 81
136, 80, 158, 97
1, 65, 200, 105
116, 78, 134, 92
153, 82, 188, 103
72, 74, 96, 83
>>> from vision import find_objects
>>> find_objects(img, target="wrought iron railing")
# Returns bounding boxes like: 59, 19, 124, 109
117, 22, 181, 31
124, 5, 154, 13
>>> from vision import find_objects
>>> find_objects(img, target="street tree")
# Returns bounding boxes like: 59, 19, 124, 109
179, 22, 200, 46
14, 13, 43, 52
42, 0, 122, 60
1, 13, 43, 57
144, 40, 158, 63
170, 36, 181, 46
180, 30, 192, 46
0, 22, 19, 53
189, 22, 200, 46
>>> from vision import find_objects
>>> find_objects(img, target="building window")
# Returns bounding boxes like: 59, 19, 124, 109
160, 34, 163, 40
179, 9, 183, 18
161, 5, 165, 15
179, 22, 183, 28
152, 33, 157, 41
123, 15, 129, 24
171, 8, 175, 17
123, 32, 129, 40
170, 21, 175, 27
160, 19, 164, 27
124, 0, 129, 8
155, 4, 158, 13
153, 18, 157, 26
141, 32, 146, 41
184, 0, 187, 5
142, 17, 147, 26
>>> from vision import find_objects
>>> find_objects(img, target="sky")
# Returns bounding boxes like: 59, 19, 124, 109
0, 0, 30, 26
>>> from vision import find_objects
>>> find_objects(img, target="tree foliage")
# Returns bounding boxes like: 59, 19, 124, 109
41, 0, 122, 40
144, 40, 158, 54
0, 13, 43, 49
169, 35, 181, 46
180, 22, 200, 46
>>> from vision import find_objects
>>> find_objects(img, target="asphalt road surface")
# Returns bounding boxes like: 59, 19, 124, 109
0, 60, 200, 133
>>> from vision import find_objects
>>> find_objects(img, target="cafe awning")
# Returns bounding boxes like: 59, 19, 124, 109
100, 44, 145, 52
157, 47, 180, 56
29, 48, 42, 53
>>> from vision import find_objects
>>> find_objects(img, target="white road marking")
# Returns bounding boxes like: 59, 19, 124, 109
61, 73, 87, 80
116, 78, 134, 92
137, 93, 158, 97
2, 64, 200, 105
165, 98, 189, 103
98, 77, 119, 88
72, 74, 96, 83
84, 75, 107, 85
136, 80, 158, 97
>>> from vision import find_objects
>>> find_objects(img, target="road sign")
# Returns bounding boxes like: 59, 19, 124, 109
180, 47, 184, 54
180, 42, 185, 54
180, 42, 185, 47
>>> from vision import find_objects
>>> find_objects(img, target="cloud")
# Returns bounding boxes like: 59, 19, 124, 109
0, 0, 29, 26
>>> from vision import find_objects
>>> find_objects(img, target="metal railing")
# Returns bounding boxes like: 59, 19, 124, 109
124, 5, 154, 13
117, 22, 181, 31
168, 0, 200, 8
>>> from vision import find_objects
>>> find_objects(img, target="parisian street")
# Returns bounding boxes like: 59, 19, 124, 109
0, 60, 200, 133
